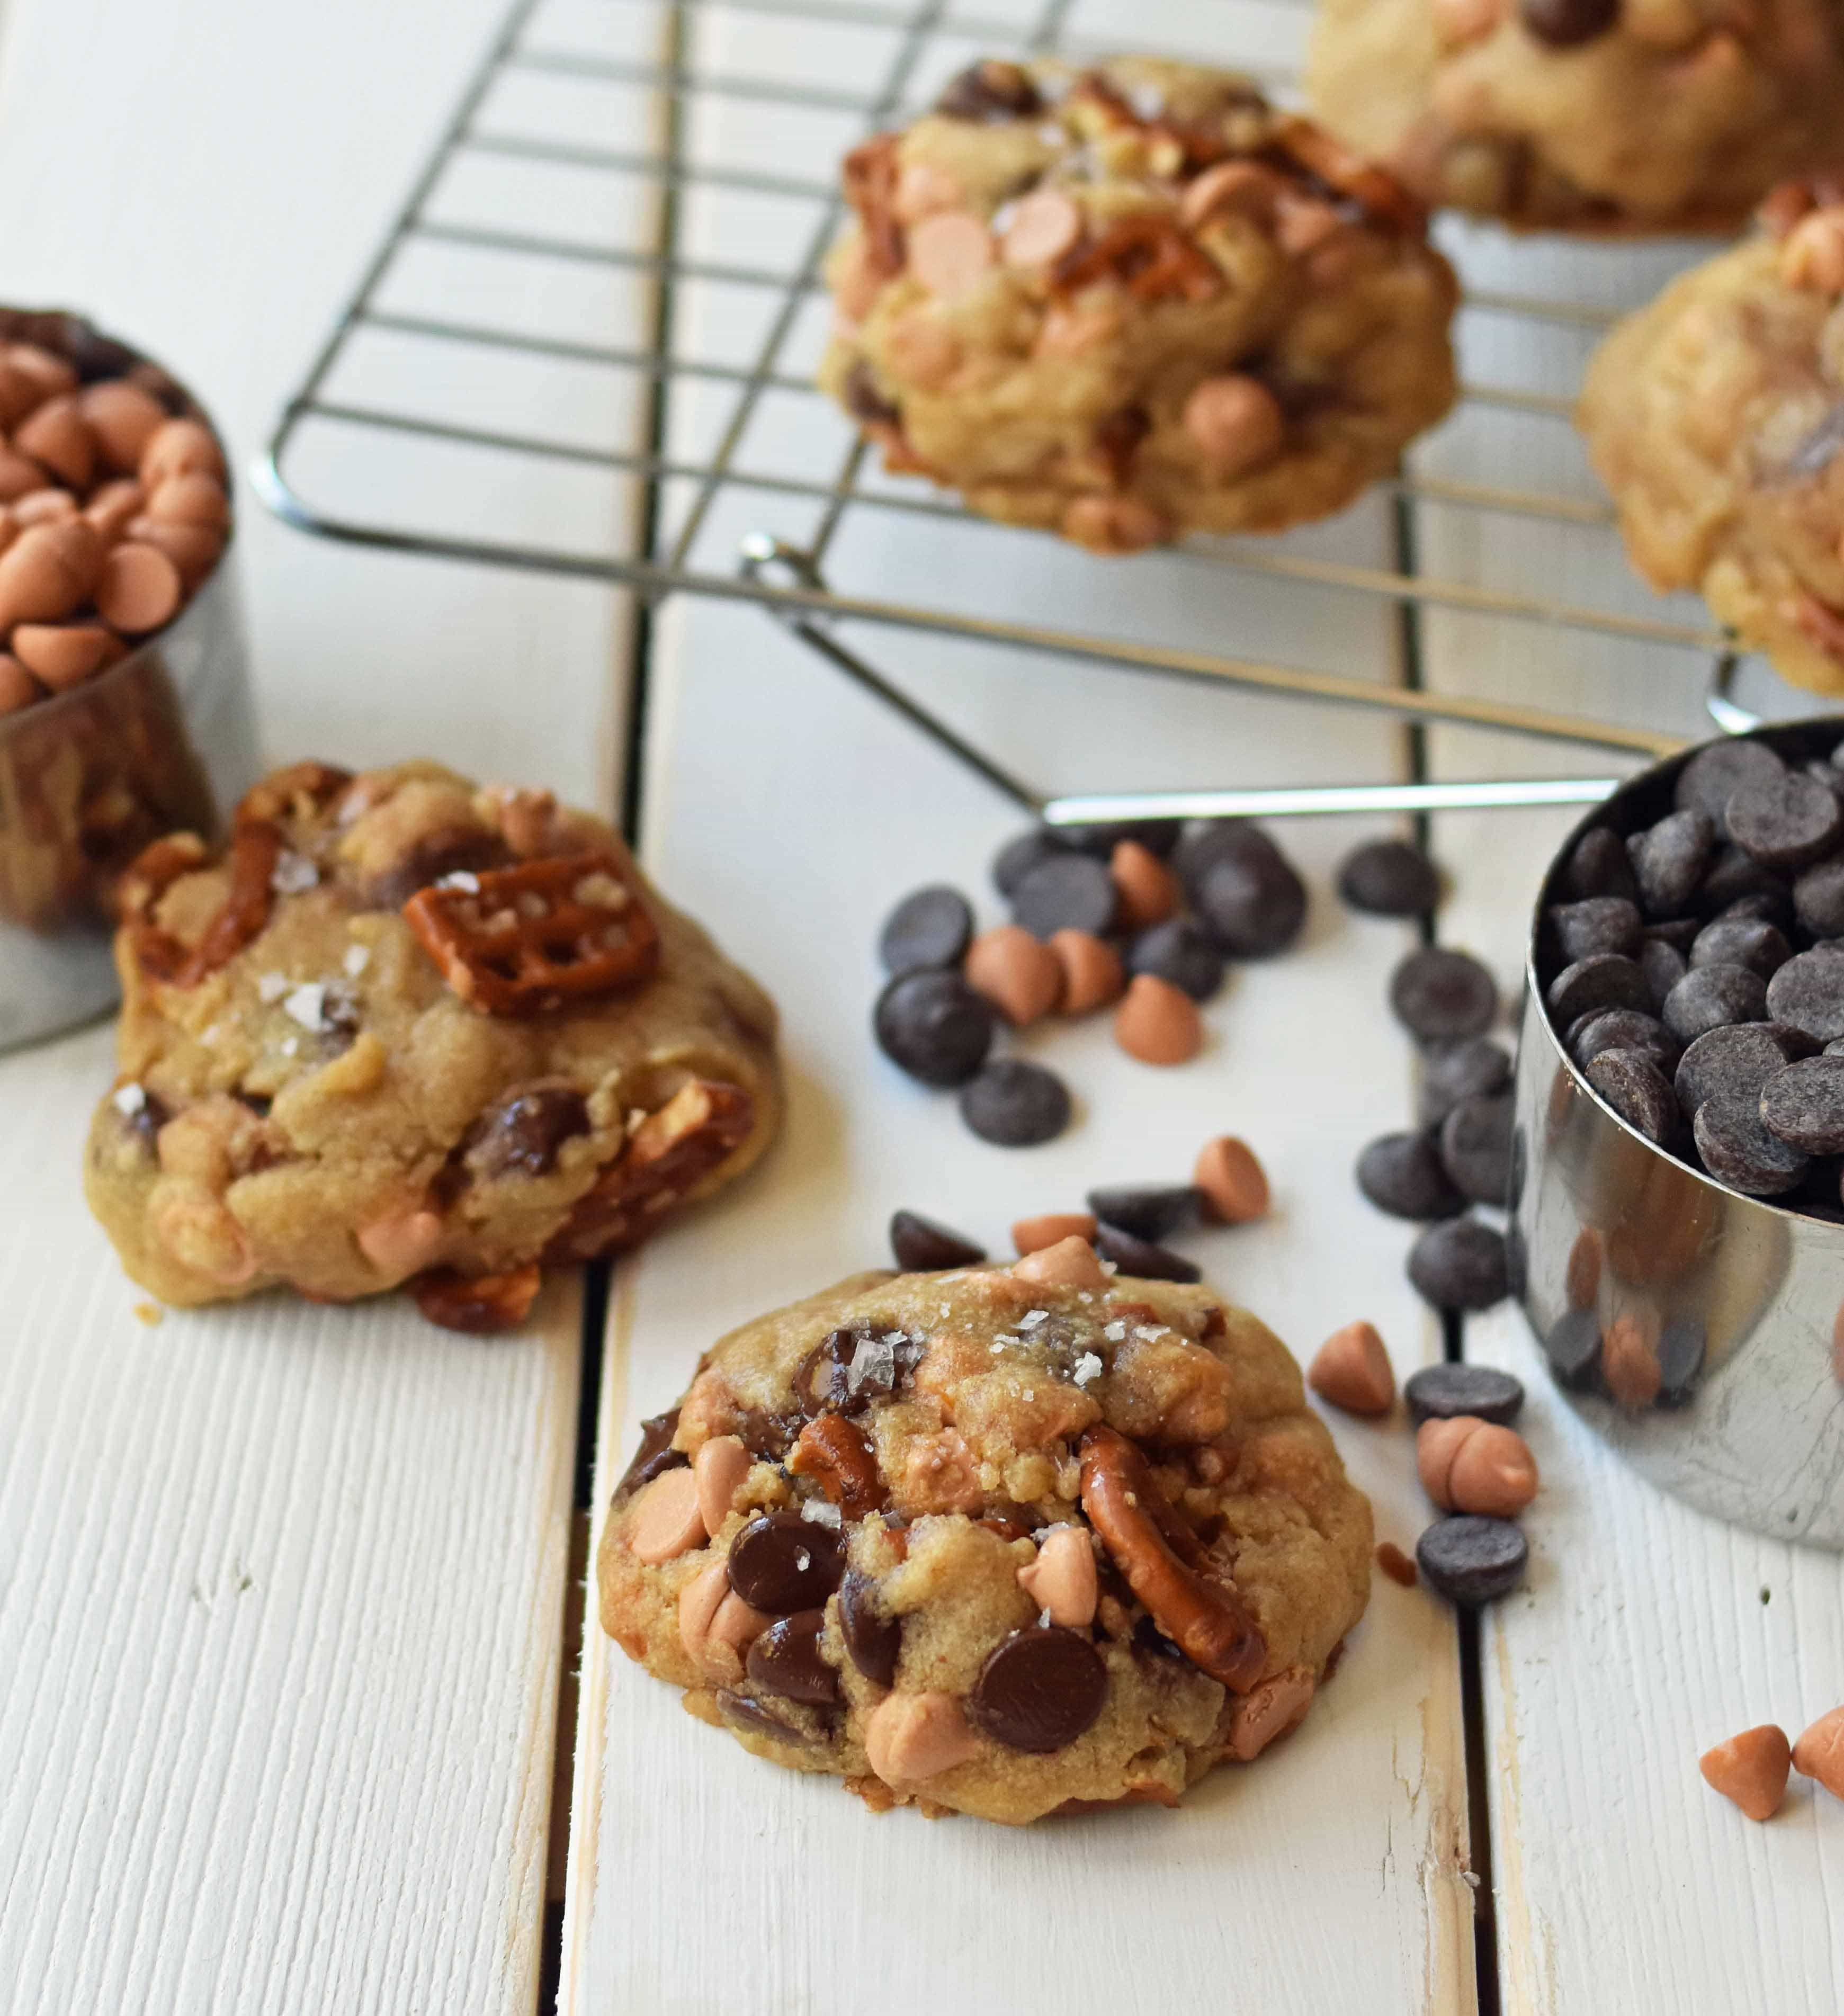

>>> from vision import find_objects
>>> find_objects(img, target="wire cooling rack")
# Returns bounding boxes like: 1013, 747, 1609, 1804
255, 0, 1749, 823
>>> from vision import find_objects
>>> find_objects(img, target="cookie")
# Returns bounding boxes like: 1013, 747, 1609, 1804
1578, 195, 1844, 694
84, 760, 779, 1324
597, 1240, 1373, 1824
820, 57, 1457, 553
1306, 0, 1844, 231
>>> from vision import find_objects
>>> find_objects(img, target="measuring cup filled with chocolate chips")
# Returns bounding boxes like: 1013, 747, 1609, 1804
0, 309, 259, 1051
1514, 719, 1844, 1546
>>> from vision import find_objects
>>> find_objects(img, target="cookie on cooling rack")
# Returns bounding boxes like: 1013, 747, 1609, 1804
84, 760, 778, 1328
818, 56, 1457, 553
1578, 186, 1844, 695
597, 1237, 1373, 1824
1306, 0, 1844, 231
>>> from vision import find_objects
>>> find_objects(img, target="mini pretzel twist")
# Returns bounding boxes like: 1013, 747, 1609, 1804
1266, 117, 1425, 234
235, 761, 353, 831
412, 1262, 542, 1334
843, 133, 905, 280
790, 1412, 887, 1520
1078, 1423, 1267, 1692
401, 849, 660, 1016
119, 819, 283, 986
1053, 214, 1222, 303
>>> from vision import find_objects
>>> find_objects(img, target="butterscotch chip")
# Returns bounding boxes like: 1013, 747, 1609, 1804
1308, 1321, 1394, 1415
95, 542, 183, 634
1193, 1135, 1270, 1222
1108, 840, 1180, 930
1049, 929, 1123, 1014
13, 394, 94, 490
1011, 1211, 1098, 1255
1700, 1724, 1792, 1820
1115, 973, 1203, 1065
1792, 1705, 1844, 1798
79, 380, 167, 472
12, 622, 115, 690
963, 924, 1063, 1026
0, 652, 40, 713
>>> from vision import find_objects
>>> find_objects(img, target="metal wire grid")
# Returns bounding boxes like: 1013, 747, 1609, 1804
255, 0, 1736, 822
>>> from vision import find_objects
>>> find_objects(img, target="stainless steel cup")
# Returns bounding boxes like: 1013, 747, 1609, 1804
0, 312, 259, 1052
1513, 719, 1844, 1548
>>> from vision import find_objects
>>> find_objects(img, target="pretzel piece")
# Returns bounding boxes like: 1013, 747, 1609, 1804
401, 850, 659, 1016
1267, 117, 1425, 234
1053, 214, 1222, 303
844, 132, 905, 280
790, 1412, 887, 1520
236, 761, 353, 831
119, 819, 283, 987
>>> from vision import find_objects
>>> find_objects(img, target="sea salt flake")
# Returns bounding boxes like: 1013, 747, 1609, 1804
1099, 1259, 1118, 1276
112, 1083, 146, 1117
1022, 1388, 1035, 1402
437, 870, 480, 892
1019, 1310, 1049, 1330
343, 944, 371, 978
270, 851, 319, 895
283, 982, 328, 1032
1076, 1291, 1094, 1304
280, 1036, 300, 1056
1134, 1324, 1169, 1343
795, 1549, 811, 1573
256, 972, 289, 1003
847, 1336, 896, 1396
1072, 1351, 1103, 1387
1104, 1320, 1127, 1342
800, 1500, 842, 1529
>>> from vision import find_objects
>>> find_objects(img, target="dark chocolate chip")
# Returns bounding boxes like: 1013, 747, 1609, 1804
1726, 770, 1844, 871
1407, 1217, 1509, 1312
1194, 848, 1308, 957
715, 1690, 820, 1748
1690, 916, 1791, 980
935, 58, 1042, 120
1171, 818, 1281, 897
365, 826, 514, 910
1794, 857, 1844, 939
1630, 809, 1715, 917
1765, 946, 1844, 1043
1419, 1036, 1513, 1128
1568, 1008, 1679, 1073
1416, 1515, 1528, 1604
1402, 1363, 1524, 1427
1126, 919, 1224, 1002
1674, 739, 1786, 835
1547, 952, 1653, 1026
1640, 937, 1688, 1011
957, 1059, 1071, 1146
1657, 1318, 1705, 1404
1585, 1049, 1681, 1146
889, 1209, 985, 1271
993, 828, 1072, 898
1675, 1022, 1801, 1116
1439, 1092, 1514, 1205
1546, 1307, 1604, 1390
1561, 825, 1639, 903
1093, 1222, 1201, 1283
727, 1511, 845, 1614
1646, 916, 1705, 951
1057, 818, 1183, 860
1696, 845, 1788, 918
874, 970, 995, 1087
1011, 853, 1117, 939
839, 1569, 902, 1687
1661, 962, 1768, 1044
1759, 1055, 1844, 1154
1808, 759, 1844, 802
1085, 1185, 1200, 1242
615, 1407, 685, 1499
467, 1083, 589, 1179
879, 884, 973, 975
1356, 1130, 1467, 1220
745, 1609, 840, 1706
1337, 839, 1440, 916
967, 1626, 1108, 1753
1548, 897, 1642, 963
1693, 1090, 1811, 1195
1390, 947, 1499, 1045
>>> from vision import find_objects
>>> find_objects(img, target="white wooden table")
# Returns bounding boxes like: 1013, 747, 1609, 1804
1, 1, 1840, 2010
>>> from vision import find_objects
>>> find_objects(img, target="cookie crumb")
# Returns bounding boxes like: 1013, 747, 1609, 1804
133, 1301, 164, 1327
1376, 1541, 1418, 1587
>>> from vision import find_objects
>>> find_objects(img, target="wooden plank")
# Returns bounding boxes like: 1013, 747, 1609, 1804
1416, 225, 1844, 2007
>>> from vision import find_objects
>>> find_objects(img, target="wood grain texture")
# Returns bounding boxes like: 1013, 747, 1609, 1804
1417, 227, 1844, 2010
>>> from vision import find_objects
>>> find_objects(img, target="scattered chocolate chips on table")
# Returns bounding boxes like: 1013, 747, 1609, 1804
889, 1209, 986, 1271
1416, 1515, 1528, 1605
1356, 1130, 1466, 1222
1407, 1218, 1510, 1312
1403, 1363, 1524, 1427
1390, 946, 1498, 1045
1336, 838, 1440, 917
959, 1059, 1072, 1147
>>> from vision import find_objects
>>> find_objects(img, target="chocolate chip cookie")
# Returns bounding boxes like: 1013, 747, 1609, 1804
820, 57, 1457, 553
597, 1235, 1373, 1824
1578, 190, 1844, 694
1306, 0, 1844, 230
84, 760, 779, 1326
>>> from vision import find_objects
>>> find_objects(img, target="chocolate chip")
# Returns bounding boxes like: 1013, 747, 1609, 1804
957, 1059, 1071, 1146
1194, 848, 1307, 957
1675, 1022, 1801, 1116
1403, 1363, 1524, 1426
1390, 947, 1499, 1045
1759, 1055, 1844, 1153
1357, 1130, 1467, 1220
967, 1626, 1108, 1752
1694, 1090, 1811, 1195
1561, 825, 1639, 903
1011, 853, 1117, 939
1059, 818, 1183, 860
1585, 1049, 1680, 1146
467, 1082, 589, 1178
1547, 953, 1652, 1026
745, 1608, 840, 1706
1548, 897, 1642, 963
1171, 818, 1279, 896
715, 1690, 820, 1748
1439, 1092, 1514, 1204
727, 1511, 845, 1614
935, 58, 1042, 120
1093, 1222, 1201, 1282
879, 884, 973, 975
993, 828, 1072, 898
1697, 845, 1788, 918
1568, 1008, 1679, 1073
616, 1408, 684, 1498
1640, 937, 1688, 1011
1795, 857, 1844, 939
839, 1569, 902, 1686
1407, 1217, 1509, 1311
1765, 946, 1844, 1043
1690, 916, 1791, 980
1674, 739, 1786, 835
1662, 962, 1768, 1043
1126, 919, 1224, 1002
365, 825, 513, 909
1656, 1318, 1705, 1403
1646, 916, 1705, 951
874, 970, 995, 1087
1419, 1037, 1513, 1127
1630, 809, 1715, 917
1337, 839, 1440, 916
1085, 1184, 1201, 1241
1726, 771, 1844, 871
1416, 1515, 1528, 1604
889, 1209, 984, 1270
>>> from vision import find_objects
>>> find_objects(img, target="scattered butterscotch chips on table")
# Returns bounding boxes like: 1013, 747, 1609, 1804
1192, 1135, 1269, 1223
1012, 1211, 1098, 1257
1793, 1705, 1844, 1798
1699, 1725, 1792, 1821
1415, 1416, 1539, 1518
821, 55, 1456, 553
1114, 973, 1202, 1065
1307, 1321, 1395, 1417
596, 1243, 1373, 1823
83, 760, 780, 1328
1402, 1362, 1523, 1427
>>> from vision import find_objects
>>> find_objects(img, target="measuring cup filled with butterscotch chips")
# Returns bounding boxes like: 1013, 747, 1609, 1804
0, 308, 259, 1050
